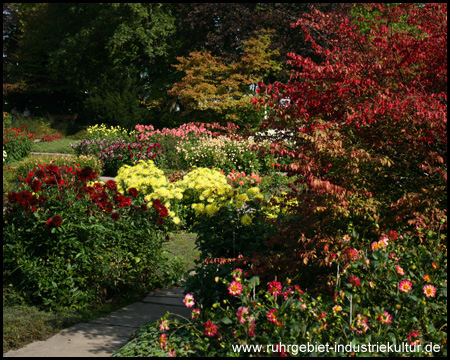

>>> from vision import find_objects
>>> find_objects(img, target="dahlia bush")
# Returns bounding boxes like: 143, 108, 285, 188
3, 126, 36, 162
3, 163, 180, 309
115, 160, 275, 232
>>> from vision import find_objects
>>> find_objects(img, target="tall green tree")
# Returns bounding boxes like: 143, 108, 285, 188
7, 3, 178, 128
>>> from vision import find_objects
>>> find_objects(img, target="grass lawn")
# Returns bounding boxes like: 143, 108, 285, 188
162, 232, 199, 275
31, 138, 80, 154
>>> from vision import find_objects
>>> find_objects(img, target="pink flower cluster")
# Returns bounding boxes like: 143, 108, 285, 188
135, 123, 214, 142
226, 170, 261, 186
371, 236, 389, 251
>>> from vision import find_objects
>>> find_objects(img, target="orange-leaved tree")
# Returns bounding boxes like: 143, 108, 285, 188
169, 29, 282, 128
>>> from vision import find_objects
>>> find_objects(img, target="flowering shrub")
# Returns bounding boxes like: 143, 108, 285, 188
116, 161, 233, 229
3, 126, 36, 162
3, 163, 181, 309
14, 154, 103, 186
226, 170, 262, 191
71, 137, 163, 176
116, 160, 182, 227
114, 229, 447, 357
184, 170, 275, 306
40, 133, 64, 142
176, 135, 273, 174
135, 122, 215, 142
85, 123, 136, 141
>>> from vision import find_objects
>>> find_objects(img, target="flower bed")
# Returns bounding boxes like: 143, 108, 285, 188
71, 137, 163, 176
75, 122, 277, 176
40, 133, 64, 142
114, 229, 447, 357
3, 162, 181, 309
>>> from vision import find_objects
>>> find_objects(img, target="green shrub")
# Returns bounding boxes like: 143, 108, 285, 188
3, 127, 36, 162
3, 112, 13, 129
3, 163, 181, 309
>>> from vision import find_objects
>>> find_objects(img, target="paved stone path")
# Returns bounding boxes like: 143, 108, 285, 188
4, 287, 191, 357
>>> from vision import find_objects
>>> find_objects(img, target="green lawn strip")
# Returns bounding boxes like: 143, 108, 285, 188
162, 232, 199, 275
2, 294, 143, 354
31, 138, 80, 154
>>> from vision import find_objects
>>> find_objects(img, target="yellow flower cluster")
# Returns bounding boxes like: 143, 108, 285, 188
116, 160, 178, 214
116, 160, 168, 194
87, 123, 136, 139
115, 161, 272, 225
190, 180, 264, 220
116, 162, 230, 219
178, 167, 231, 200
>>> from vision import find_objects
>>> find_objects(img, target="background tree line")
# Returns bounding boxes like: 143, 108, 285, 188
3, 3, 351, 131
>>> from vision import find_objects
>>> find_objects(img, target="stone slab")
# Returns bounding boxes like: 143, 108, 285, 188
147, 287, 186, 298
98, 176, 116, 182
142, 296, 185, 307
89, 301, 191, 327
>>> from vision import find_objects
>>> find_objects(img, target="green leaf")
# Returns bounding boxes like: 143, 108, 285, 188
387, 332, 397, 345
220, 316, 232, 325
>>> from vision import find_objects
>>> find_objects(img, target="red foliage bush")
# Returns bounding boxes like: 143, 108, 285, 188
40, 133, 64, 142
251, 3, 447, 291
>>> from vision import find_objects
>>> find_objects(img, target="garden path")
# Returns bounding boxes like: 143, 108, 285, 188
4, 287, 192, 357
